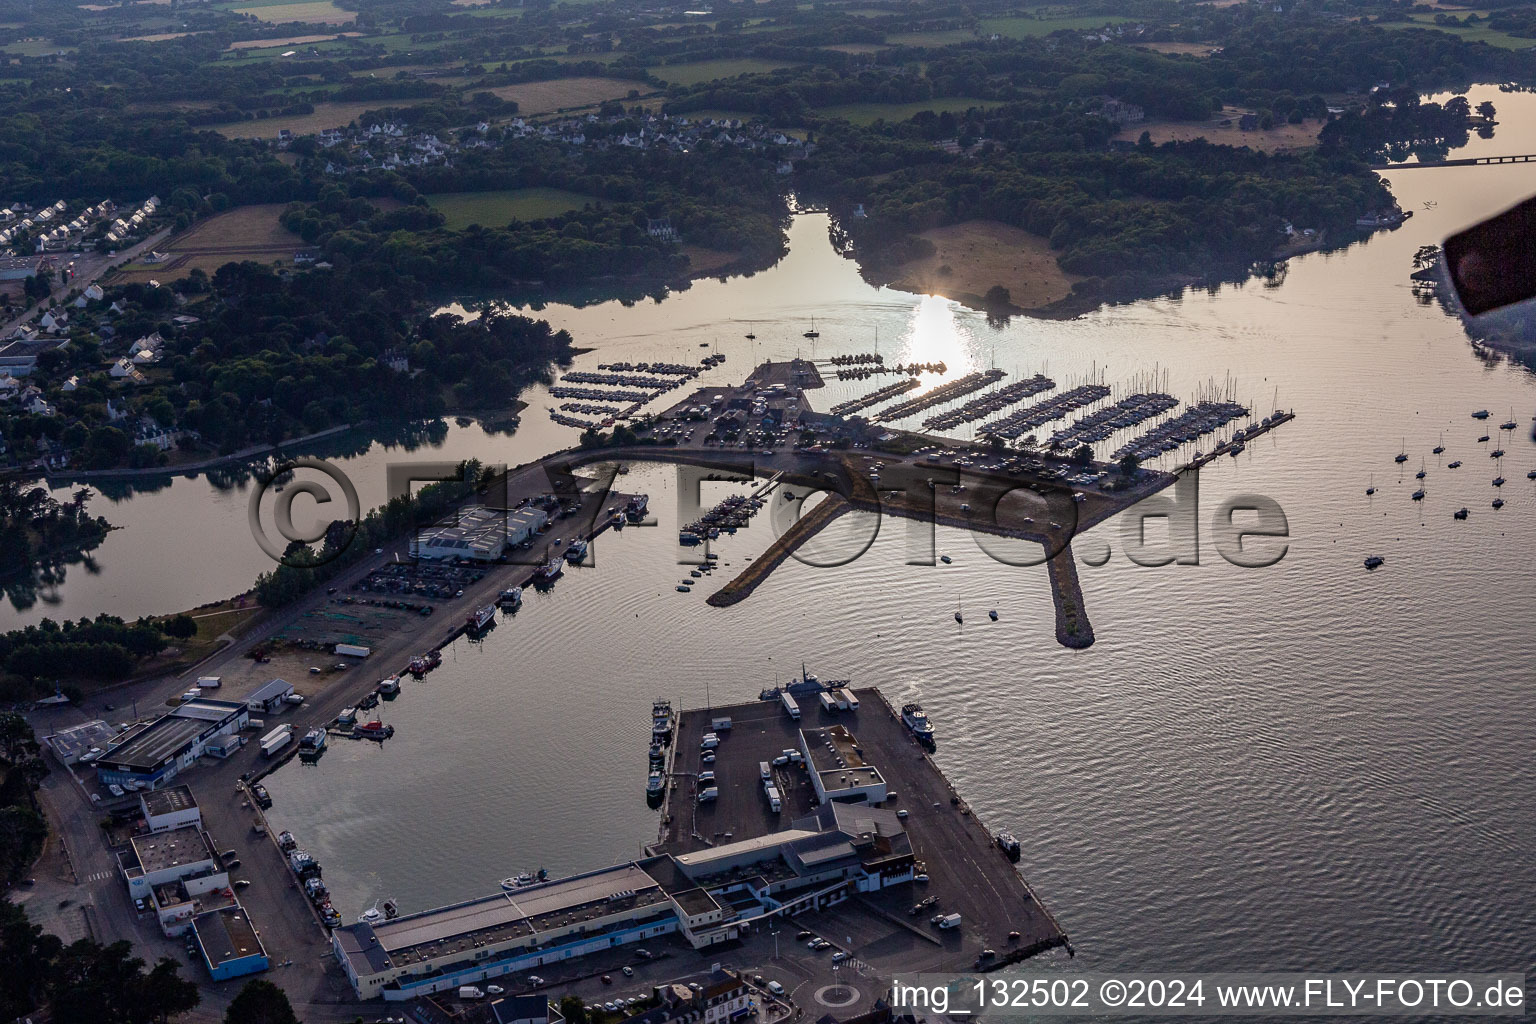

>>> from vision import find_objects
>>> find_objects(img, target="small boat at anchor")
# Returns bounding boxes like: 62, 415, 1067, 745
1364, 556, 1385, 570
499, 586, 523, 608
1454, 508, 1470, 520
377, 675, 400, 695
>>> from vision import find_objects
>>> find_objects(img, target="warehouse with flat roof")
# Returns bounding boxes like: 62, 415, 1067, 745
192, 903, 270, 981
94, 698, 249, 790
334, 804, 914, 1000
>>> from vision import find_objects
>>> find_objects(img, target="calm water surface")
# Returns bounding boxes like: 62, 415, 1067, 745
16, 86, 1536, 980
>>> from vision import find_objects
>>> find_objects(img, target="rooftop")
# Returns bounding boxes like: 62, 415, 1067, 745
141, 783, 197, 818
99, 699, 245, 772
129, 824, 218, 875
349, 863, 668, 970
802, 725, 884, 793
193, 903, 266, 968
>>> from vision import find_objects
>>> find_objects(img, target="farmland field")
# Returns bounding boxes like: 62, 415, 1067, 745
646, 58, 794, 86
111, 204, 302, 284
487, 77, 648, 115
214, 100, 424, 138
228, 31, 360, 49
884, 29, 975, 45
978, 14, 1134, 38
814, 96, 999, 125
232, 0, 355, 24
428, 188, 595, 229
1383, 14, 1533, 50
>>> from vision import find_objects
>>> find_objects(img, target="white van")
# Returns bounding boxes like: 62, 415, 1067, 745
459, 986, 485, 1000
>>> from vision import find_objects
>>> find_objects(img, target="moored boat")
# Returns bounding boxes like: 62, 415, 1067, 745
499, 586, 523, 608
996, 830, 1021, 861
901, 702, 936, 741
378, 675, 400, 695
354, 719, 394, 740
533, 557, 564, 584
565, 538, 588, 562
465, 604, 496, 632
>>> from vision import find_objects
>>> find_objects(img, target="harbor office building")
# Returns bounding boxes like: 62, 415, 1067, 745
94, 698, 250, 791
334, 803, 913, 1000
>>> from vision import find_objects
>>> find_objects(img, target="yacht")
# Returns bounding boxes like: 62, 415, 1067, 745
1411, 487, 1425, 501
1478, 434, 1490, 443
901, 702, 936, 741
565, 538, 588, 562
465, 604, 496, 632
1492, 449, 1506, 459
499, 586, 523, 608
1448, 460, 1462, 469
1493, 476, 1506, 487
1472, 409, 1490, 420
1454, 508, 1470, 520
1492, 497, 1505, 509
988, 609, 999, 621
1433, 434, 1445, 455
803, 317, 820, 339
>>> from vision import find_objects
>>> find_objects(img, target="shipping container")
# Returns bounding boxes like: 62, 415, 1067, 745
711, 716, 732, 731
817, 692, 839, 713
780, 692, 800, 720
196, 676, 222, 689
836, 688, 858, 711
334, 643, 371, 658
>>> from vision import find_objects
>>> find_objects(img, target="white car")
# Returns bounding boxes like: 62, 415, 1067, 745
914, 873, 930, 883
831, 952, 848, 962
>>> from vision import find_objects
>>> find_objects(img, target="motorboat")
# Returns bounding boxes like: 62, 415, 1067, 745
996, 831, 1021, 861
354, 719, 394, 740
988, 609, 999, 621
565, 538, 588, 562
647, 771, 664, 795
533, 557, 564, 584
1448, 461, 1462, 469
499, 586, 523, 608
1364, 556, 1385, 570
1493, 476, 1505, 487
1472, 409, 1490, 419
1492, 497, 1505, 509
1454, 508, 1469, 520
378, 675, 400, 695
300, 728, 327, 751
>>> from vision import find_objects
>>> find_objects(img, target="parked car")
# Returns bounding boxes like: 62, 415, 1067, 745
831, 952, 848, 963
234, 879, 251, 889
795, 930, 814, 940
622, 966, 634, 977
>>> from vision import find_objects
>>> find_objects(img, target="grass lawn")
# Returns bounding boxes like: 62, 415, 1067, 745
646, 57, 794, 86
428, 187, 595, 228
815, 96, 999, 125
978, 14, 1134, 38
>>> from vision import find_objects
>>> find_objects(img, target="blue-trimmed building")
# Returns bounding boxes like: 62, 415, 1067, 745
94, 698, 249, 790
192, 902, 270, 981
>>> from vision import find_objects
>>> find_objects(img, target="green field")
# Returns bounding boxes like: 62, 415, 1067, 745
1, 38, 76, 55
647, 57, 794, 86
1384, 14, 1534, 50
978, 14, 1134, 38
884, 29, 976, 46
815, 96, 999, 125
428, 187, 595, 229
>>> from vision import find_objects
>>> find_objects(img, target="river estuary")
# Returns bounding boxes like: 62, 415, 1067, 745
9, 84, 1536, 982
